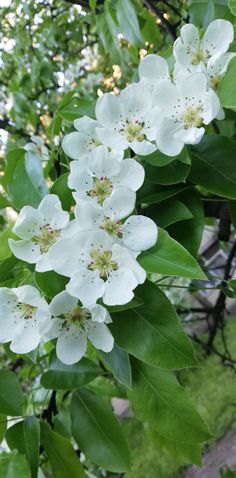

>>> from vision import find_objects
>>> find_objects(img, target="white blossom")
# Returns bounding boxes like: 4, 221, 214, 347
24, 135, 49, 162
48, 230, 146, 306
95, 82, 160, 155
0, 286, 50, 354
46, 291, 113, 364
154, 73, 220, 156
9, 195, 70, 272
68, 145, 144, 217
75, 200, 158, 252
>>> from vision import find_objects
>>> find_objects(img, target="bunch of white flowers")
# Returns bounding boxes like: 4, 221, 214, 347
0, 19, 233, 365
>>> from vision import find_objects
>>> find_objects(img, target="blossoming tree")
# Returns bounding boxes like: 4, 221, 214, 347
1, 1, 236, 476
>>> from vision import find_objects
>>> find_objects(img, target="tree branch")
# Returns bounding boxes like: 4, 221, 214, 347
143, 0, 177, 40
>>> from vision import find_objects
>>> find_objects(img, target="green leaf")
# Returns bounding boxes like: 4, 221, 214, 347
71, 389, 130, 473
25, 152, 48, 197
99, 344, 132, 388
229, 0, 236, 15
116, 0, 143, 47
146, 199, 193, 228
59, 97, 96, 122
129, 359, 210, 444
0, 414, 6, 443
35, 270, 69, 299
144, 160, 190, 185
230, 200, 236, 229
41, 352, 100, 390
110, 281, 198, 369
140, 146, 190, 167
190, 136, 236, 199
8, 157, 45, 209
0, 451, 31, 478
106, 295, 144, 312
168, 188, 204, 257
0, 370, 24, 416
40, 421, 87, 478
149, 428, 202, 466
0, 227, 17, 261
0, 193, 11, 208
23, 417, 40, 478
137, 182, 190, 205
138, 228, 206, 279
218, 57, 236, 108
51, 173, 74, 212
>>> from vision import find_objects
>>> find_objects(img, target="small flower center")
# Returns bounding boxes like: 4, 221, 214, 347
100, 218, 123, 238
89, 137, 102, 148
33, 224, 61, 253
17, 302, 37, 320
88, 249, 118, 279
89, 177, 113, 205
191, 48, 208, 65
119, 119, 146, 143
180, 106, 203, 129
60, 307, 91, 331
35, 145, 43, 155
210, 75, 221, 90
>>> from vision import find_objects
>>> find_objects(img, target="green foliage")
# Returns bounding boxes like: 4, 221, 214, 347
218, 57, 236, 107
0, 451, 31, 478
0, 370, 24, 416
99, 344, 132, 389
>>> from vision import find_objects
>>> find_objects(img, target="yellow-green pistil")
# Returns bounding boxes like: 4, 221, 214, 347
191, 48, 208, 65
180, 106, 203, 129
89, 177, 113, 205
88, 249, 118, 279
100, 218, 122, 238
60, 307, 91, 331
119, 119, 146, 142
17, 302, 37, 320
33, 224, 61, 253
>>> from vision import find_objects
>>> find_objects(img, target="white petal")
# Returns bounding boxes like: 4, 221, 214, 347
12, 206, 41, 239
103, 268, 138, 305
95, 93, 121, 127
48, 231, 89, 276
9, 239, 41, 264
129, 140, 157, 156
50, 291, 78, 316
103, 186, 136, 220
202, 89, 220, 124
66, 269, 105, 306
173, 24, 200, 66
10, 322, 40, 354
38, 194, 69, 229
156, 118, 184, 156
115, 159, 144, 191
0, 288, 17, 306
68, 160, 93, 193
112, 243, 146, 284
75, 201, 104, 229
139, 54, 170, 81
122, 215, 158, 251
90, 304, 110, 323
74, 115, 99, 133
35, 251, 54, 272
62, 132, 90, 161
180, 23, 199, 46
87, 322, 114, 352
203, 19, 234, 57
179, 72, 207, 99
0, 310, 15, 342
56, 330, 87, 365
88, 145, 121, 178
120, 82, 152, 117
96, 127, 128, 150
207, 52, 236, 78
13, 285, 48, 308
153, 80, 180, 115
174, 125, 205, 145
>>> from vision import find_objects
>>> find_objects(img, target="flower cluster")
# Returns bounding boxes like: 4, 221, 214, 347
1, 19, 233, 365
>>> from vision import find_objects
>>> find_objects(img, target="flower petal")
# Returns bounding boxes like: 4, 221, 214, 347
10, 321, 41, 354
96, 127, 128, 150
87, 322, 114, 352
62, 132, 90, 161
95, 93, 121, 128
12, 206, 41, 239
103, 186, 136, 220
9, 239, 41, 264
38, 194, 69, 229
56, 330, 87, 365
103, 267, 138, 305
129, 139, 157, 156
179, 72, 207, 99
50, 291, 78, 316
122, 215, 158, 251
203, 19, 234, 57
139, 54, 170, 81
207, 52, 236, 79
115, 159, 144, 191
89, 145, 121, 178
156, 118, 184, 156
90, 304, 111, 323
120, 82, 152, 118
75, 201, 104, 229
112, 243, 146, 284
66, 268, 105, 306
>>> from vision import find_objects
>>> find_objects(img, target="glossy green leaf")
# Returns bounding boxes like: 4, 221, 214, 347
99, 344, 132, 388
229, 0, 236, 14
0, 193, 11, 208
150, 428, 202, 466
146, 199, 193, 228
168, 188, 204, 257
0, 227, 17, 261
129, 359, 211, 444
51, 173, 75, 212
25, 152, 48, 197
140, 146, 190, 167
0, 414, 6, 443
0, 451, 31, 478
137, 182, 190, 205
0, 370, 24, 416
41, 352, 100, 390
8, 157, 45, 209
106, 295, 144, 313
35, 270, 69, 299
40, 421, 86, 478
138, 228, 206, 279
59, 97, 96, 121
218, 57, 236, 108
6, 421, 26, 455
144, 160, 190, 185
110, 281, 198, 369
190, 136, 236, 199
116, 0, 143, 47
23, 417, 40, 478
71, 389, 130, 472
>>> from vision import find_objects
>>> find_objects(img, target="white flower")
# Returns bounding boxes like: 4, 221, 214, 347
48, 230, 146, 306
95, 82, 160, 155
173, 20, 234, 70
206, 51, 236, 90
46, 291, 113, 365
24, 135, 49, 162
154, 73, 220, 156
9, 195, 70, 272
139, 54, 171, 85
62, 116, 123, 161
68, 145, 144, 217
75, 200, 158, 252
0, 285, 50, 354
